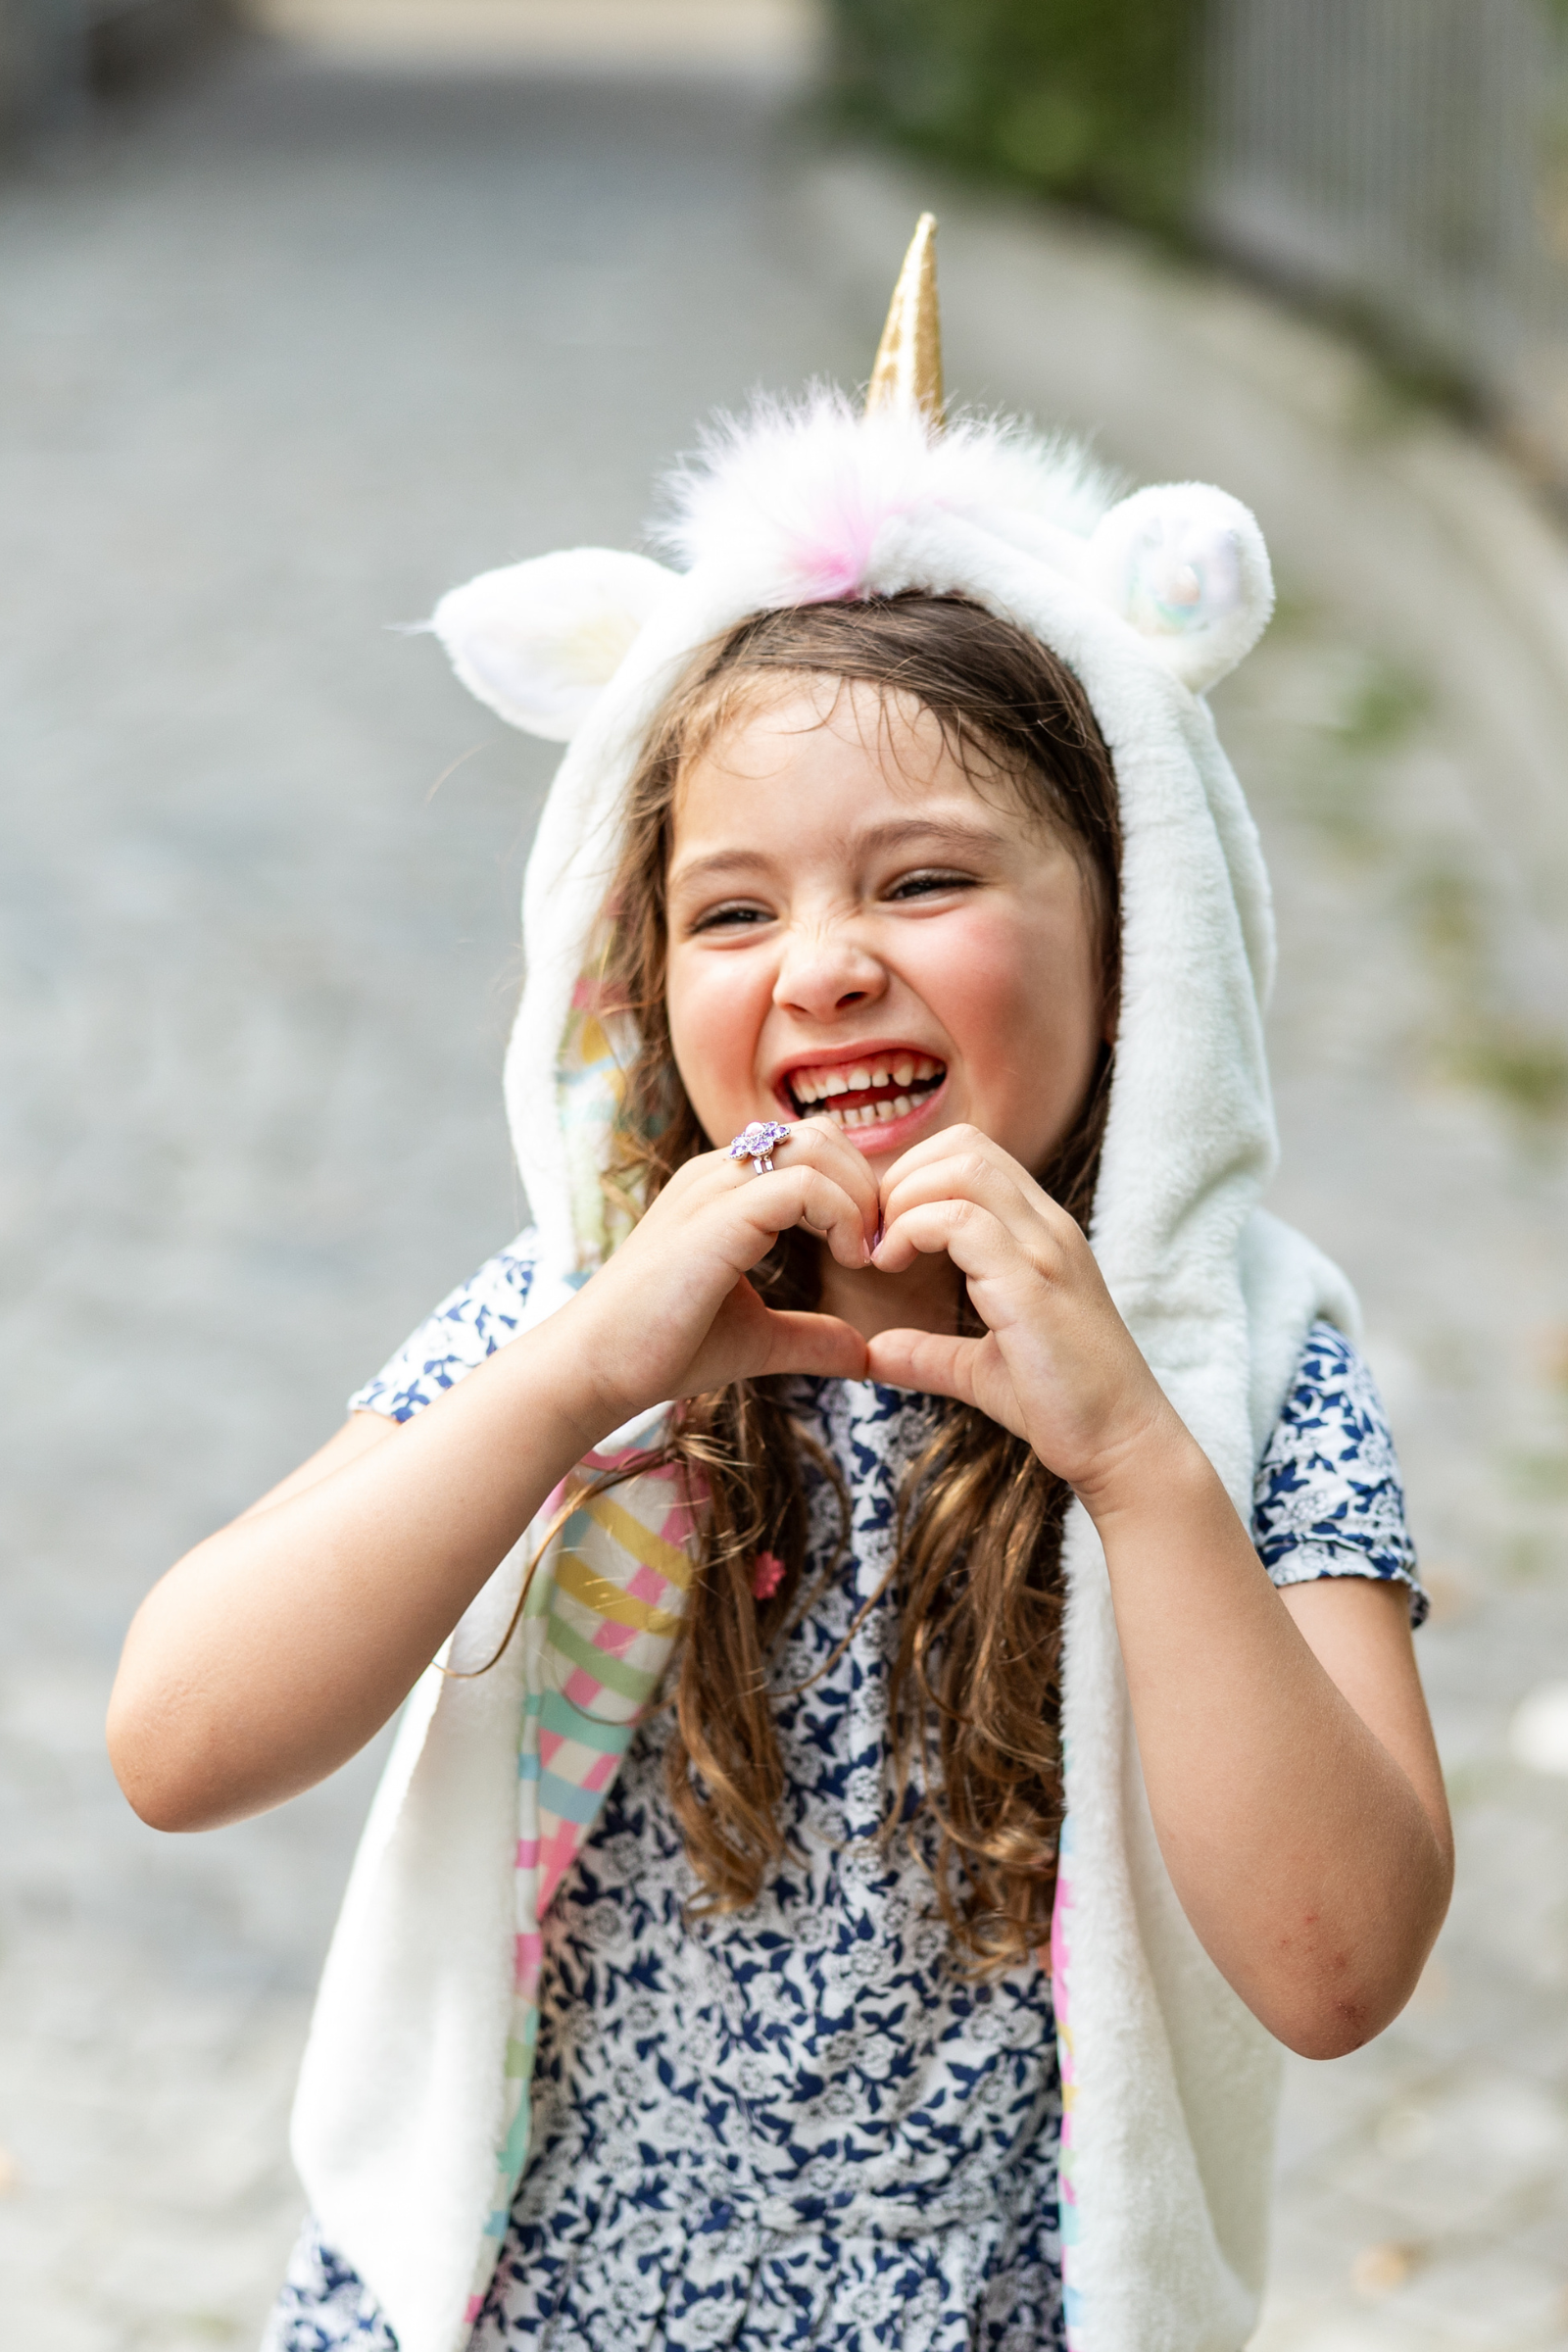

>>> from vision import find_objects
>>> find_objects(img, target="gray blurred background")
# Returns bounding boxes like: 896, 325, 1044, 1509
6, 3, 1568, 2346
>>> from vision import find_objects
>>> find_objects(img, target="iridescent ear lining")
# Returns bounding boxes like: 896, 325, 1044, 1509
1083, 483, 1274, 694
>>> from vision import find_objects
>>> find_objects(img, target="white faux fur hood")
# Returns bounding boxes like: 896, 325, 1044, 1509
288, 311, 1356, 2352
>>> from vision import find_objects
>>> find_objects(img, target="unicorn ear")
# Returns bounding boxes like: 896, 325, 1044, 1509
1084, 484, 1273, 694
430, 548, 677, 741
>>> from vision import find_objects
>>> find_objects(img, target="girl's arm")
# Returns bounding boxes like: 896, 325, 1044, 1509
108, 1129, 877, 1835
107, 1335, 619, 1833
867, 1128, 1451, 2062
1087, 1436, 1449, 2059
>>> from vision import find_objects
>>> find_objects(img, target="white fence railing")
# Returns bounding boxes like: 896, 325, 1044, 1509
1201, 0, 1568, 471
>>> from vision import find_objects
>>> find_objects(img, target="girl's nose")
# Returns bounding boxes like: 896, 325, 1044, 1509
772, 922, 888, 1021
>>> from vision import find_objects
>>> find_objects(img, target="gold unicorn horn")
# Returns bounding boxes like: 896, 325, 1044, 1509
865, 213, 944, 425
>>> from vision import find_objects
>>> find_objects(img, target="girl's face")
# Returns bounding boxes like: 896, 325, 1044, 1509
665, 678, 1107, 1182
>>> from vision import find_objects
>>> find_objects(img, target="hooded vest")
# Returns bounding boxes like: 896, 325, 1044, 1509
289, 288, 1357, 2352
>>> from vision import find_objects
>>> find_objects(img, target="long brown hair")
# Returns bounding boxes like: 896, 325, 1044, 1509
598, 595, 1121, 1970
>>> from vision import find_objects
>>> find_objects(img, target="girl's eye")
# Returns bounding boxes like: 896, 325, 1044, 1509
690, 902, 772, 935
887, 869, 975, 902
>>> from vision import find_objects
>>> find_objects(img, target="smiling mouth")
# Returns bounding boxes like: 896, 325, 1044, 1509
783, 1053, 948, 1131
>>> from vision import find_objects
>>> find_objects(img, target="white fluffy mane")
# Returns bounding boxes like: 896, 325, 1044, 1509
657, 389, 1122, 604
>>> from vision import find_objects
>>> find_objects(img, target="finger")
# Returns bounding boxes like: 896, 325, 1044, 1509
738, 1164, 877, 1270
790, 1114, 882, 1240
877, 1150, 1047, 1252
757, 1309, 869, 1382
863, 1327, 986, 1405
717, 1118, 880, 1250
876, 1124, 1060, 1223
875, 1121, 1011, 1190
872, 1197, 1023, 1281
866, 1328, 1031, 1442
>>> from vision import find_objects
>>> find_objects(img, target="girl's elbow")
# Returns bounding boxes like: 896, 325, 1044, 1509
1267, 1900, 1452, 2060
106, 1686, 226, 1835
1252, 1948, 1415, 2057
1274, 1990, 1392, 2062
116, 1772, 212, 1836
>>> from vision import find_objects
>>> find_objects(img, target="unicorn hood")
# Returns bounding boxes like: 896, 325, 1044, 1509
288, 218, 1357, 2352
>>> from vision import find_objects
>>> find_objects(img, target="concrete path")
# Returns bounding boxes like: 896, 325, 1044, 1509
3, 33, 1568, 2350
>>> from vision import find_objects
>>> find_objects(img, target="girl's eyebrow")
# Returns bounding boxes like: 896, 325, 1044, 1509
669, 815, 1008, 893
667, 847, 775, 891
856, 815, 1009, 858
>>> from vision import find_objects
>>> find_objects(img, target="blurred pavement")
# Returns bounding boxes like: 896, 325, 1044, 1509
4, 30, 1568, 2351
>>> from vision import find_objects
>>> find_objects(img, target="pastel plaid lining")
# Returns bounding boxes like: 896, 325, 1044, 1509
461, 1436, 699, 2331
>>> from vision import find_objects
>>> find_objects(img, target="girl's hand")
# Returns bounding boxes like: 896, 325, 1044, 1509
866, 1130, 1455, 2065
864, 1125, 1172, 1506
552, 1116, 877, 1439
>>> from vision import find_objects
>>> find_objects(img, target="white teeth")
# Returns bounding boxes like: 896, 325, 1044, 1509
794, 1054, 944, 1106
822, 1098, 919, 1133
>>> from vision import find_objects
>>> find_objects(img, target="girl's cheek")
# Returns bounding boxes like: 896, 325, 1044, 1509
917, 907, 1101, 1129
666, 953, 772, 1126
914, 914, 1046, 1052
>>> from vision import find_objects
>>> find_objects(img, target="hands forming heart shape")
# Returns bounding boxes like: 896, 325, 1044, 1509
556, 1113, 1173, 1513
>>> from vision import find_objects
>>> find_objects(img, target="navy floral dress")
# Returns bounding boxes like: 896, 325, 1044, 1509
264, 1234, 1424, 2352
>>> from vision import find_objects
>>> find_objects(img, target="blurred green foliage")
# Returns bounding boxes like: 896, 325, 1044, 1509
826, 0, 1208, 232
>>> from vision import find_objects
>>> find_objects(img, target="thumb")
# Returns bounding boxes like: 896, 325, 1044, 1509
759, 1309, 868, 1382
864, 1328, 982, 1402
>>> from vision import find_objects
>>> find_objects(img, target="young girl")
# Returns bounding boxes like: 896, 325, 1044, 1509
108, 220, 1451, 2352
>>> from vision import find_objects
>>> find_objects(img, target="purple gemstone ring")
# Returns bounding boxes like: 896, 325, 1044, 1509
726, 1119, 792, 1176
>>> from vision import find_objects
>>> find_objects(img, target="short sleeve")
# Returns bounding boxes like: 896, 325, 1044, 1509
1251, 1320, 1428, 1628
349, 1230, 540, 1422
